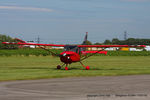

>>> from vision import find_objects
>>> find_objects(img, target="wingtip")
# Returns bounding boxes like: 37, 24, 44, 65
2, 42, 8, 44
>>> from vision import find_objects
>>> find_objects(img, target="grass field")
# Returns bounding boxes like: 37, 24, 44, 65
0, 56, 150, 81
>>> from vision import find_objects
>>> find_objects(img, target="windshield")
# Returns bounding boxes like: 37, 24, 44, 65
64, 45, 79, 53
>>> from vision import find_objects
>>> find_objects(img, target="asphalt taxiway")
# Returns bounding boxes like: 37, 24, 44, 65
0, 75, 150, 100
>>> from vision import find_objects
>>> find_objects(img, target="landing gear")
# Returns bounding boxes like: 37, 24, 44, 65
57, 65, 61, 69
86, 66, 90, 70
57, 62, 90, 70
57, 63, 65, 70
65, 67, 68, 70
65, 64, 68, 70
80, 61, 90, 70
57, 63, 68, 70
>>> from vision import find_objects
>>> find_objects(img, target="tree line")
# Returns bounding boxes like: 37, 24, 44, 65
0, 34, 150, 49
0, 34, 18, 49
103, 38, 150, 45
84, 38, 150, 45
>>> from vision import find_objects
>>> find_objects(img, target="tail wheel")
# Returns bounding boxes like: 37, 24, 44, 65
57, 65, 61, 69
86, 66, 90, 70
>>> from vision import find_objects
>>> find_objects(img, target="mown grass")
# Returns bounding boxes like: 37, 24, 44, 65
0, 56, 150, 81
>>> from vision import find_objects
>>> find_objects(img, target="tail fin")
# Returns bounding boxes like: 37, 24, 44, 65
14, 38, 26, 43
82, 32, 88, 45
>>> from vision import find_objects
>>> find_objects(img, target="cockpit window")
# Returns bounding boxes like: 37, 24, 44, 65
64, 45, 79, 53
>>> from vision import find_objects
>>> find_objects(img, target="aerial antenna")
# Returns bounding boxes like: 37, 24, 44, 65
124, 31, 127, 40
37, 36, 40, 43
84, 32, 88, 42
82, 32, 88, 45
36, 36, 42, 43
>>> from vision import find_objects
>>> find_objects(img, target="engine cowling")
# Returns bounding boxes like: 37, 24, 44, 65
60, 51, 80, 64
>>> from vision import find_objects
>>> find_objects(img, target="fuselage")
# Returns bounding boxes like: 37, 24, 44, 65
59, 45, 80, 64
60, 51, 80, 64
59, 45, 107, 64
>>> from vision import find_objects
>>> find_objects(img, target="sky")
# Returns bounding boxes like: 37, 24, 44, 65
0, 0, 150, 44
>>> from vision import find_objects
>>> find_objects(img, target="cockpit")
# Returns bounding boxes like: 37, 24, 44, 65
64, 45, 80, 53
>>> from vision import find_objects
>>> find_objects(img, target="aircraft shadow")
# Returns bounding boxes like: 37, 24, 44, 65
5, 67, 139, 71
4, 67, 51, 69
50, 67, 124, 71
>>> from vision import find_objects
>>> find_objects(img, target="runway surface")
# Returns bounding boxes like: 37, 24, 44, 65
0, 75, 150, 100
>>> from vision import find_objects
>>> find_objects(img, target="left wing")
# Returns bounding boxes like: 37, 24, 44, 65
2, 42, 65, 47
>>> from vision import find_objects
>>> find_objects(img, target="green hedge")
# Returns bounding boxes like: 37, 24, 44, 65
0, 49, 62, 56
0, 49, 150, 56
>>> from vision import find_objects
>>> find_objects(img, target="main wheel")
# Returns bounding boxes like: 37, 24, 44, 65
86, 66, 90, 70
57, 65, 61, 69
65, 67, 68, 70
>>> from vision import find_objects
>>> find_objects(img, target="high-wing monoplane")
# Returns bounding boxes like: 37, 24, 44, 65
2, 33, 146, 70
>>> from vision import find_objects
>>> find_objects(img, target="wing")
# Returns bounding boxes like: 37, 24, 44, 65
78, 45, 146, 48
3, 42, 146, 48
2, 42, 65, 57
2, 42, 65, 47
78, 44, 146, 61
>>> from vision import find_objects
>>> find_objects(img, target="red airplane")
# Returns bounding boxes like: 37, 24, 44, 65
2, 32, 146, 70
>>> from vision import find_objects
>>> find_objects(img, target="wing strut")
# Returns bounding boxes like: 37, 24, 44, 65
80, 48, 105, 61
39, 46, 60, 57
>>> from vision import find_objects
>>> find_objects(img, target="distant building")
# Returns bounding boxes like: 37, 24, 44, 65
129, 48, 143, 51
145, 46, 150, 51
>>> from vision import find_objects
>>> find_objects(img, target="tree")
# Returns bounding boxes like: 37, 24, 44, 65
84, 40, 92, 45
112, 38, 120, 44
104, 39, 111, 44
0, 34, 18, 49
94, 42, 102, 45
